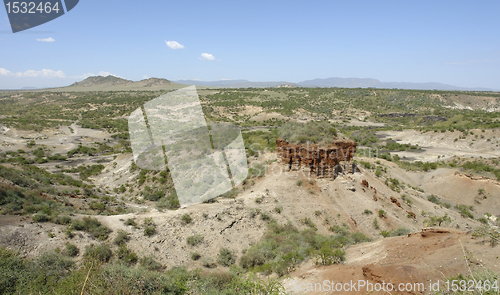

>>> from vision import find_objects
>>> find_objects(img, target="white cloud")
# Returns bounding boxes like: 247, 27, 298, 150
97, 71, 122, 78
165, 41, 185, 50
200, 53, 215, 61
0, 68, 65, 78
142, 75, 149, 79
36, 37, 55, 42
0, 68, 12, 76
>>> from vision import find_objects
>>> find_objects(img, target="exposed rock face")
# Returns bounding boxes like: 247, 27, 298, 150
276, 138, 357, 178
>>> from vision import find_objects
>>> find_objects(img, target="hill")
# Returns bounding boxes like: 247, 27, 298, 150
52, 76, 186, 91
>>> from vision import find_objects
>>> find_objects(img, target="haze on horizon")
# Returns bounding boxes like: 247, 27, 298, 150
1, 0, 499, 90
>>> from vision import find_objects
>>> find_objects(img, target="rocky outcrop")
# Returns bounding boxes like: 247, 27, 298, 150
276, 138, 357, 178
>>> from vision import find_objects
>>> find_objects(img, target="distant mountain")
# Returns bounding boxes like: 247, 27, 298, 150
70, 75, 133, 87
297, 77, 380, 88
296, 77, 497, 91
174, 77, 497, 91
174, 79, 295, 88
49, 76, 497, 92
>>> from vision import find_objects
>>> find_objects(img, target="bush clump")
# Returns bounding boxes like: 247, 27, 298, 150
84, 243, 112, 263
71, 217, 111, 240
124, 218, 137, 227
140, 256, 162, 271
217, 248, 235, 267
143, 225, 156, 237
279, 121, 340, 144
114, 230, 130, 245
64, 243, 79, 257
427, 195, 441, 205
181, 213, 193, 224
380, 228, 411, 238
32, 213, 50, 223
239, 220, 370, 276
187, 234, 204, 246
191, 252, 201, 260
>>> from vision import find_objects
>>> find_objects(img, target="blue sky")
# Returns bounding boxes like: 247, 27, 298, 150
1, 0, 499, 89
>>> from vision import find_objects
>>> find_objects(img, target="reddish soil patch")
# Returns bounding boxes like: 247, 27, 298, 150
284, 229, 500, 294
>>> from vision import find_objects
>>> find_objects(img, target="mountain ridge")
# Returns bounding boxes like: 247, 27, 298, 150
176, 77, 497, 91
29, 75, 498, 92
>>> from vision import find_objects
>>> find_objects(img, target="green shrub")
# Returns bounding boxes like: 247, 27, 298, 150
124, 218, 137, 227
389, 228, 410, 237
363, 209, 373, 215
217, 248, 235, 267
191, 252, 201, 260
300, 217, 317, 230
140, 256, 162, 270
114, 230, 130, 245
84, 243, 112, 262
116, 244, 138, 265
71, 217, 111, 240
124, 252, 138, 265
249, 208, 260, 218
424, 213, 451, 227
239, 220, 367, 276
316, 247, 345, 265
143, 225, 156, 237
181, 213, 193, 224
64, 243, 79, 257
455, 204, 474, 219
202, 257, 217, 268
378, 209, 387, 218
279, 121, 339, 144
274, 207, 282, 214
260, 212, 271, 221
0, 247, 29, 294
32, 213, 50, 223
89, 201, 106, 212
427, 195, 441, 205
473, 225, 500, 246
296, 179, 303, 186
156, 191, 180, 210
187, 234, 204, 246
143, 189, 163, 201
52, 215, 71, 225
248, 163, 266, 178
